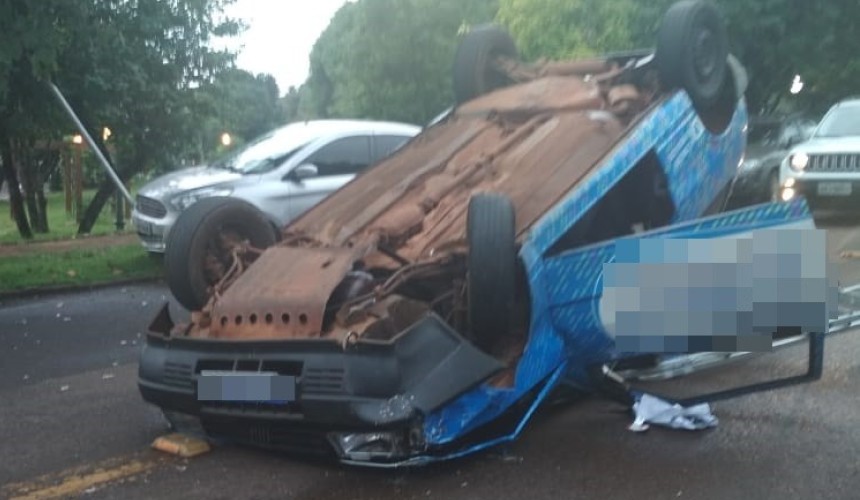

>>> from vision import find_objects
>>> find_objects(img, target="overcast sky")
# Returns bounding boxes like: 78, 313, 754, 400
218, 0, 351, 95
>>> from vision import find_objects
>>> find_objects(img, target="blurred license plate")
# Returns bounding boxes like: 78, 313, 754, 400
197, 371, 296, 402
817, 182, 852, 196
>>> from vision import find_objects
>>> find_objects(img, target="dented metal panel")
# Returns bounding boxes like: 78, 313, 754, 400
208, 247, 357, 340
200, 67, 661, 340
457, 77, 604, 117
290, 73, 650, 254
290, 119, 492, 245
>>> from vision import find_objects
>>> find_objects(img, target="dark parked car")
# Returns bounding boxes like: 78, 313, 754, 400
728, 115, 816, 206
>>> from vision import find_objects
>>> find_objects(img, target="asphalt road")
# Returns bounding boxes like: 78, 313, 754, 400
3, 222, 860, 500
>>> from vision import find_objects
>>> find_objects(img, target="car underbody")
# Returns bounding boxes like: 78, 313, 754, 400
139, 1, 844, 466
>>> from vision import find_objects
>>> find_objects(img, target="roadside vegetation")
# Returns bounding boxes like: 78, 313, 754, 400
0, 190, 130, 245
0, 244, 161, 293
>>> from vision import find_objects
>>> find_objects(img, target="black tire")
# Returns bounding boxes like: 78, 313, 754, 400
453, 24, 518, 105
165, 197, 276, 311
467, 193, 516, 351
656, 0, 728, 110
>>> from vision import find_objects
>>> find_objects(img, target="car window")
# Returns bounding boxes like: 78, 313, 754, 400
374, 135, 411, 162
304, 136, 372, 177
211, 123, 334, 175
815, 103, 860, 138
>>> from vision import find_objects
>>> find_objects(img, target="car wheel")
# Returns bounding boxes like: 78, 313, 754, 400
467, 192, 517, 351
656, 0, 729, 111
453, 24, 518, 105
165, 197, 277, 311
769, 171, 781, 203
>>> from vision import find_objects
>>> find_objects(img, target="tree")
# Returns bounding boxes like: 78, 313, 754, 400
0, 0, 241, 238
279, 86, 302, 123
711, 0, 860, 115
495, 0, 860, 116
192, 68, 283, 159
496, 0, 639, 61
0, 1, 84, 238
300, 0, 499, 125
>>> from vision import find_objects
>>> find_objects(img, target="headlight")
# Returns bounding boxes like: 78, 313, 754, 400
790, 153, 809, 171
171, 188, 233, 211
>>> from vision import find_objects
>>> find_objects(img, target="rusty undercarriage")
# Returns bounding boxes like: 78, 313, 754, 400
141, 1, 774, 465
181, 55, 663, 355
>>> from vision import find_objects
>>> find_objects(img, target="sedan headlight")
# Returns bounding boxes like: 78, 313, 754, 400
171, 188, 233, 211
790, 153, 809, 171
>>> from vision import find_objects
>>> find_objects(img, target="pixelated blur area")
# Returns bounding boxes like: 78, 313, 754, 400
602, 228, 838, 354
197, 372, 296, 402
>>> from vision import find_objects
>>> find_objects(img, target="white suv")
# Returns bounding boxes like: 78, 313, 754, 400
779, 98, 860, 209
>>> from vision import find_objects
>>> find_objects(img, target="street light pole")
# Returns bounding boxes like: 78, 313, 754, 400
47, 82, 134, 205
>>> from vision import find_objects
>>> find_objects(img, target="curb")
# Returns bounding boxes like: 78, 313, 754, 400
0, 276, 165, 302
0, 233, 140, 258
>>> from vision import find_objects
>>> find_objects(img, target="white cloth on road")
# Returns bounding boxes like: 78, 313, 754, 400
628, 393, 718, 432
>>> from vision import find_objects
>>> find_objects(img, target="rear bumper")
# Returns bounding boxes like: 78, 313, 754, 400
138, 312, 503, 462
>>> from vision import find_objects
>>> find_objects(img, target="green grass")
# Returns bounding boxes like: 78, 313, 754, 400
0, 244, 163, 292
0, 189, 133, 245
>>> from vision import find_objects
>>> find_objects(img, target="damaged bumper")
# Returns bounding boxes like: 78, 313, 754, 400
138, 313, 504, 463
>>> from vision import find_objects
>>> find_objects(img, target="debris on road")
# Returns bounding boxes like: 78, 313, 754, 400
840, 250, 860, 260
629, 393, 719, 432
151, 433, 211, 458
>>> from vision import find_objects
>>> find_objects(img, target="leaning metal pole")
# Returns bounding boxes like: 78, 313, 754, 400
47, 82, 134, 205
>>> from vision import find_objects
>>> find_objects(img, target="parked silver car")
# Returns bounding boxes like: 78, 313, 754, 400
779, 98, 860, 210
132, 120, 421, 252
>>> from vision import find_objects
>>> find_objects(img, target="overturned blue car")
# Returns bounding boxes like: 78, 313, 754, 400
139, 0, 840, 466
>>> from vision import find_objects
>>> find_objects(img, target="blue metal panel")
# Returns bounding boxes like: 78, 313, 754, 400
424, 239, 569, 445
423, 91, 752, 450
528, 92, 748, 257
541, 198, 813, 383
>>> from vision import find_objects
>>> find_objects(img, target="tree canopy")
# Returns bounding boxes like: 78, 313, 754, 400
0, 0, 249, 237
495, 0, 860, 116
299, 0, 498, 125
496, 0, 639, 61
298, 0, 859, 124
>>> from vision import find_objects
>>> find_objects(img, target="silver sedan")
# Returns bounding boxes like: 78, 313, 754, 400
132, 120, 421, 253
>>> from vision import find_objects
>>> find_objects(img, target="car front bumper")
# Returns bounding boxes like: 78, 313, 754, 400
780, 177, 860, 209
138, 310, 504, 463
131, 209, 178, 253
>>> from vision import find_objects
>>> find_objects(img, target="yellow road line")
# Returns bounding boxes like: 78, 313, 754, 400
2, 453, 166, 500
